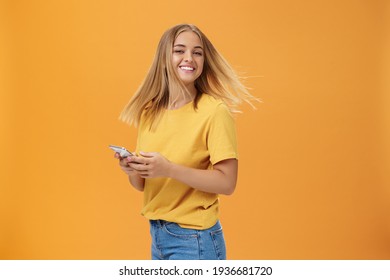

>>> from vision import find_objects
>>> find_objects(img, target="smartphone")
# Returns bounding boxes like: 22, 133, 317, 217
109, 145, 133, 158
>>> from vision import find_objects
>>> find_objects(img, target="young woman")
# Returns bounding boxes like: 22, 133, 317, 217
115, 24, 256, 260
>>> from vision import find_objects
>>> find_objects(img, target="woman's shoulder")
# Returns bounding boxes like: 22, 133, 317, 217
198, 93, 226, 109
195, 94, 233, 121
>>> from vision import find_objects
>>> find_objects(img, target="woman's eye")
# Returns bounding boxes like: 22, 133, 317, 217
174, 50, 184, 54
194, 52, 203, 56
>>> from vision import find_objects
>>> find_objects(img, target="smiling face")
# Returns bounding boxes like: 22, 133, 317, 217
172, 31, 204, 89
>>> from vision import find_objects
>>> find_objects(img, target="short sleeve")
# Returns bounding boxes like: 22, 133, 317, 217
207, 103, 238, 165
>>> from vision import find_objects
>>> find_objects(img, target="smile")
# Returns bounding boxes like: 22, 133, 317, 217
179, 66, 195, 71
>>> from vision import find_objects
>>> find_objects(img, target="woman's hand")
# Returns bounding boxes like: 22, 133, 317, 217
115, 152, 145, 191
128, 151, 172, 178
114, 152, 139, 177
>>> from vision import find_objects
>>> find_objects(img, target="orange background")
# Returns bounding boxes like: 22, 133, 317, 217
1, 0, 389, 259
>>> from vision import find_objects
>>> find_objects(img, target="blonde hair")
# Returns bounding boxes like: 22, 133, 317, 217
120, 23, 257, 129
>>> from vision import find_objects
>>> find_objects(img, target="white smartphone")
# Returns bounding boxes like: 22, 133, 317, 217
109, 145, 133, 158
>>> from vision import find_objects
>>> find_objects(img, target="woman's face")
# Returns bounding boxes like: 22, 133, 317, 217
172, 31, 204, 87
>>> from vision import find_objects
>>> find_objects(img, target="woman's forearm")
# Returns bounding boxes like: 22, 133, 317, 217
128, 152, 238, 195
168, 159, 237, 195
128, 174, 145, 192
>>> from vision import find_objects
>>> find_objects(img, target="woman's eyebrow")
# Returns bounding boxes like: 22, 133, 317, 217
173, 44, 203, 49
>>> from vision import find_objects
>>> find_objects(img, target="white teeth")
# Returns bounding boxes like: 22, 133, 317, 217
180, 66, 194, 71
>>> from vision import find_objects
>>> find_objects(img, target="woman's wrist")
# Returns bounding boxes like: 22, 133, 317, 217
128, 173, 145, 191
166, 161, 175, 178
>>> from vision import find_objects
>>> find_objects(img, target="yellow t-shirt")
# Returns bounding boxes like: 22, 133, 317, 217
136, 94, 238, 229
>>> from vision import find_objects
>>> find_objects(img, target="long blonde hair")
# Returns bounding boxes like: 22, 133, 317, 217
120, 23, 257, 129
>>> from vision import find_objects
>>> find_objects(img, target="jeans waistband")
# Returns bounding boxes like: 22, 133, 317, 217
149, 219, 170, 228
149, 219, 221, 230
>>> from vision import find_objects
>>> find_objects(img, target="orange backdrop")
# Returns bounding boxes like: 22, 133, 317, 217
1, 0, 389, 259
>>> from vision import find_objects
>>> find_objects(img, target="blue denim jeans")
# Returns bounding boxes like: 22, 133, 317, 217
149, 219, 226, 260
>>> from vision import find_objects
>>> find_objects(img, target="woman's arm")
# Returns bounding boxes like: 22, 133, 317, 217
128, 173, 145, 192
170, 158, 238, 195
127, 152, 238, 195
115, 153, 145, 192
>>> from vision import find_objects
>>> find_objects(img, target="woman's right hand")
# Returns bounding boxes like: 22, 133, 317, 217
114, 152, 139, 177
114, 152, 145, 191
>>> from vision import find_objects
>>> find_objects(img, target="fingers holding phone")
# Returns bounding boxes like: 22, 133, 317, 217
110, 145, 138, 176
114, 152, 138, 176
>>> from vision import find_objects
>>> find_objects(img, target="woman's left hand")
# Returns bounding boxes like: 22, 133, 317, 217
128, 151, 172, 178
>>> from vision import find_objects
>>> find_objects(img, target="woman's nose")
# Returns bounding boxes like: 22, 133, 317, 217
184, 52, 193, 62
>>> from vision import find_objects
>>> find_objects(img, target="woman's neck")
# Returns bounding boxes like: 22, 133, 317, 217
169, 84, 197, 109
